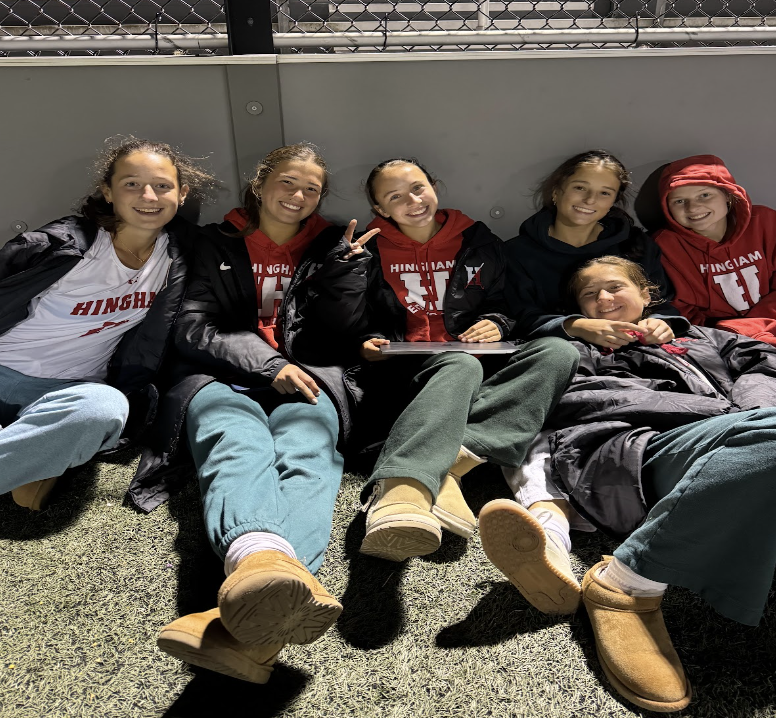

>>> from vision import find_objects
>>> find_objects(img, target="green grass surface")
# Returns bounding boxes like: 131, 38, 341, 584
1, 454, 775, 718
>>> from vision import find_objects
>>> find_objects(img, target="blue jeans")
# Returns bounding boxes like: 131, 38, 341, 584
0, 364, 129, 494
615, 407, 776, 626
186, 381, 344, 574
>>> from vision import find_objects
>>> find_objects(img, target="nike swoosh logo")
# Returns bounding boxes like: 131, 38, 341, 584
220, 263, 231, 270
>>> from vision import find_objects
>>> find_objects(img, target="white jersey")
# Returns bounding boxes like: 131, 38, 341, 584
0, 228, 171, 381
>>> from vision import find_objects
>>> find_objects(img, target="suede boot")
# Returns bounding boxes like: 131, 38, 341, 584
432, 447, 485, 538
11, 477, 59, 511
479, 499, 581, 614
582, 558, 692, 713
218, 550, 342, 646
360, 478, 442, 561
157, 608, 281, 684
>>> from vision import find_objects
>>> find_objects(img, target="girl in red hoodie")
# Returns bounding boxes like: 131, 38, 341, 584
337, 158, 579, 563
655, 155, 776, 344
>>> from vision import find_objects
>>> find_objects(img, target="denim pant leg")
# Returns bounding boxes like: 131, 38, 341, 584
614, 407, 776, 626
267, 392, 343, 574
0, 364, 129, 494
187, 382, 343, 574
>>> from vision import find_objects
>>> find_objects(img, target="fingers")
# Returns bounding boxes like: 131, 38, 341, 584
342, 224, 381, 260
271, 368, 320, 403
360, 338, 390, 361
343, 218, 358, 244
459, 320, 501, 343
637, 319, 675, 345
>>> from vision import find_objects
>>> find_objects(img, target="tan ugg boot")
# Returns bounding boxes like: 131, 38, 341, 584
479, 499, 581, 614
582, 558, 692, 713
11, 477, 59, 511
218, 550, 342, 646
432, 447, 485, 538
360, 478, 442, 561
157, 608, 281, 684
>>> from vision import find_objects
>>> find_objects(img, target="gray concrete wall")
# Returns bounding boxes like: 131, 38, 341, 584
1, 48, 775, 245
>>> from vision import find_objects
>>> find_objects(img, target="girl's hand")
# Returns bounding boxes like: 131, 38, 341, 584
342, 219, 381, 260
564, 317, 642, 350
459, 320, 502, 343
637, 318, 674, 345
360, 338, 391, 361
271, 365, 320, 404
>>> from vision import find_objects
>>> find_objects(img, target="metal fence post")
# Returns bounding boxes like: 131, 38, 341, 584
225, 0, 275, 54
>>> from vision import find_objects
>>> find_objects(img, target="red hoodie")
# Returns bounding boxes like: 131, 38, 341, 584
368, 209, 475, 342
225, 209, 331, 349
654, 155, 776, 345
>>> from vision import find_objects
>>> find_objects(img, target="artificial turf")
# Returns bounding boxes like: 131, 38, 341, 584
1, 453, 775, 718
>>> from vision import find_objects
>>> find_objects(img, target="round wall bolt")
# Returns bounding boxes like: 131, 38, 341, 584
490, 206, 504, 219
246, 101, 263, 116
11, 220, 28, 233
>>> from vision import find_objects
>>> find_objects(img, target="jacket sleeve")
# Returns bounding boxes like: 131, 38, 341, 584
174, 243, 289, 384
0, 231, 57, 281
303, 234, 372, 339
705, 327, 776, 410
473, 240, 516, 339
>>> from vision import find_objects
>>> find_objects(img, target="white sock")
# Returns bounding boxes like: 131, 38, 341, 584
460, 445, 486, 463
599, 556, 667, 597
530, 505, 571, 553
223, 531, 297, 576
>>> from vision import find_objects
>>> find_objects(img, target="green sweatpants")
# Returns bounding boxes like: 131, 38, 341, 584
370, 337, 579, 498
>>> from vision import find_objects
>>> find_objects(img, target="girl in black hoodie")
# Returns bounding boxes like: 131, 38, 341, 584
505, 150, 683, 346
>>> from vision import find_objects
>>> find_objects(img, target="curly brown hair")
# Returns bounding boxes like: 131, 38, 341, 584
77, 137, 219, 234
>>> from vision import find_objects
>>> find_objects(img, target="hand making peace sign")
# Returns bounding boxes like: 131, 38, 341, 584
342, 219, 381, 260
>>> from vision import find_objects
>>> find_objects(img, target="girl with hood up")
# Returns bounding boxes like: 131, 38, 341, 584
505, 150, 686, 349
654, 154, 776, 345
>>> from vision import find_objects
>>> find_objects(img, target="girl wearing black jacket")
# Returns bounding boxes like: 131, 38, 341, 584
156, 143, 366, 685
505, 149, 683, 347
0, 138, 211, 510
326, 158, 578, 564
481, 256, 776, 713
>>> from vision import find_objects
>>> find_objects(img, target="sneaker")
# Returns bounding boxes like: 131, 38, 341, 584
218, 550, 342, 645
582, 557, 692, 712
479, 499, 581, 614
360, 478, 442, 561
157, 608, 281, 684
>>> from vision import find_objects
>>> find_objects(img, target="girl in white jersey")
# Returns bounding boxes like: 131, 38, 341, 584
0, 138, 216, 510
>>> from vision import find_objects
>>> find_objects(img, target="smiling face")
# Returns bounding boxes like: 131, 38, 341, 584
257, 158, 325, 228
575, 264, 651, 324
372, 163, 439, 231
667, 184, 729, 242
102, 151, 188, 236
553, 164, 621, 227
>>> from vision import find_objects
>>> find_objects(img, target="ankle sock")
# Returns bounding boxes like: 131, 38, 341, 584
224, 532, 297, 576
599, 556, 667, 597
460, 445, 485, 463
530, 506, 571, 553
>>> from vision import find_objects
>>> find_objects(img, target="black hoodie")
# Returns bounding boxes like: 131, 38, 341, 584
505, 207, 683, 338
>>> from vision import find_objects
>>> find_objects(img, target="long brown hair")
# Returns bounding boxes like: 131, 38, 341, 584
236, 143, 329, 237
534, 150, 631, 210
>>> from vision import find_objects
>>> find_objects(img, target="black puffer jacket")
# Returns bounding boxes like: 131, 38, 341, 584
0, 214, 196, 447
547, 326, 776, 538
127, 219, 354, 512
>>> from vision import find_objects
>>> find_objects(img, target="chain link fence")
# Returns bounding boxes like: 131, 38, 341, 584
1, 0, 775, 55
